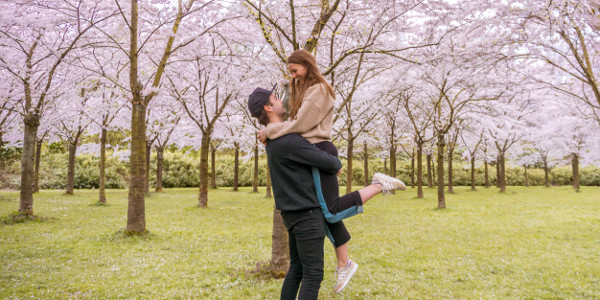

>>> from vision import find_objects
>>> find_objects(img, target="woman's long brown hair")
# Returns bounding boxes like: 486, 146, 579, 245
287, 50, 335, 119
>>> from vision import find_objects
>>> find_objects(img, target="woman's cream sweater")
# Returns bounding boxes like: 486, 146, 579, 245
264, 83, 334, 144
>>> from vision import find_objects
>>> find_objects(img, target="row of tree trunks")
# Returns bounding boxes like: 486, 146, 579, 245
426, 153, 433, 188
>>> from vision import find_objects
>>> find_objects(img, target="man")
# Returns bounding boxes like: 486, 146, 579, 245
248, 85, 340, 300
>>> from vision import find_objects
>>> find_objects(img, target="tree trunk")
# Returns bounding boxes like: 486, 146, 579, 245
155, 146, 164, 192
210, 147, 216, 189
270, 207, 289, 276
524, 165, 529, 188
410, 153, 415, 188
389, 145, 396, 178
447, 148, 454, 193
498, 152, 506, 193
33, 138, 42, 193
127, 103, 147, 233
99, 127, 107, 203
126, 0, 146, 234
432, 159, 436, 186
383, 158, 388, 175
345, 136, 354, 194
544, 160, 550, 188
437, 136, 446, 209
66, 142, 77, 195
363, 141, 369, 187
265, 164, 272, 198
19, 114, 40, 215
145, 141, 151, 194
470, 155, 476, 191
198, 133, 210, 207
484, 160, 490, 188
426, 153, 433, 188
496, 155, 500, 188
416, 144, 424, 198
252, 145, 259, 193
233, 143, 239, 191
572, 153, 580, 192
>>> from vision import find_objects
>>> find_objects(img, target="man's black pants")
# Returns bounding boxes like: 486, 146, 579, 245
280, 209, 325, 300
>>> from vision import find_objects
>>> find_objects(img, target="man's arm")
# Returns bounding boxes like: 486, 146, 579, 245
283, 134, 341, 174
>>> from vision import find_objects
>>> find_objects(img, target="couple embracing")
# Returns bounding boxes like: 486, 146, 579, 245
248, 49, 406, 300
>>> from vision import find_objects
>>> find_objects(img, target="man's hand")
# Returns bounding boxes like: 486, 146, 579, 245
258, 128, 267, 145
336, 167, 343, 177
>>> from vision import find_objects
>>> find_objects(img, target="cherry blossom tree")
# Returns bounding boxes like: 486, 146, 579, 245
0, 0, 115, 216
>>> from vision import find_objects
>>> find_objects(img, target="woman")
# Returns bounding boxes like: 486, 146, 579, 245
259, 49, 406, 293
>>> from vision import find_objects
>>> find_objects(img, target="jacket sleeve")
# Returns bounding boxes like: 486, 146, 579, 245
264, 84, 332, 140
283, 135, 341, 174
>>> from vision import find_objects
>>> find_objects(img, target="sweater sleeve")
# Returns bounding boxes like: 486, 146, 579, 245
283, 135, 342, 174
264, 84, 332, 140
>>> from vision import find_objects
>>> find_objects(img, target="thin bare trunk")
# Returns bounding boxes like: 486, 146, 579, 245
544, 160, 550, 188
572, 154, 580, 192
447, 148, 454, 193
270, 207, 289, 276
99, 128, 107, 203
384, 158, 388, 175
345, 135, 354, 194
252, 145, 259, 193
389, 145, 396, 178
417, 144, 424, 198
363, 141, 369, 187
145, 142, 151, 194
410, 153, 415, 188
66, 142, 77, 195
498, 153, 506, 193
19, 114, 39, 215
484, 160, 490, 188
524, 165, 529, 188
210, 147, 216, 189
127, 103, 147, 233
155, 147, 164, 192
233, 144, 239, 191
126, 0, 147, 234
437, 137, 446, 209
426, 153, 433, 188
198, 133, 209, 207
33, 139, 42, 193
470, 156, 476, 191
496, 155, 500, 188
265, 164, 272, 198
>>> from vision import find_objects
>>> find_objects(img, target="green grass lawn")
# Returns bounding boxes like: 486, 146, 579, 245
0, 186, 599, 299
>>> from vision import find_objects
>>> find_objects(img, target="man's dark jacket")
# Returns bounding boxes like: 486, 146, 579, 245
266, 133, 342, 212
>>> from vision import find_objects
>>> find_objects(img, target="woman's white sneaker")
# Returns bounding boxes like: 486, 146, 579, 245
372, 172, 407, 194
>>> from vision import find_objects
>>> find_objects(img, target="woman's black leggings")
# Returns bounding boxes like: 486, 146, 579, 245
314, 141, 363, 247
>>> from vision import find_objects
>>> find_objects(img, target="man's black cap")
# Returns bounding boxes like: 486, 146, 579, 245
248, 84, 276, 118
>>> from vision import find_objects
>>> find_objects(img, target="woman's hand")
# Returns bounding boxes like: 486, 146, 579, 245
258, 128, 267, 145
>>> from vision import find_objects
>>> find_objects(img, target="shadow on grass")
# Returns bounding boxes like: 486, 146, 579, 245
1, 211, 56, 225
89, 202, 110, 207
231, 260, 286, 282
